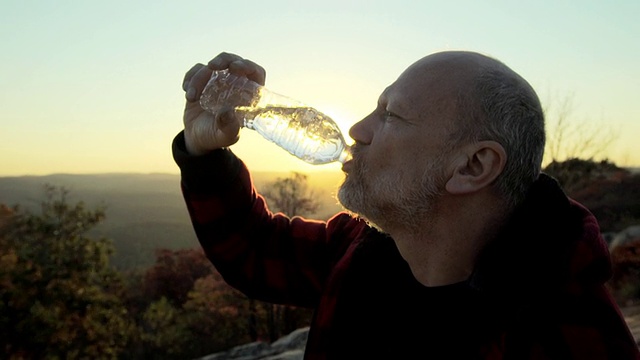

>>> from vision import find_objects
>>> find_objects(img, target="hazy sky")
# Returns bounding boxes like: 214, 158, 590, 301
1, 0, 638, 176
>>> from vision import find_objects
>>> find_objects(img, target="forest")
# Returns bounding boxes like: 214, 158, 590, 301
1, 159, 639, 359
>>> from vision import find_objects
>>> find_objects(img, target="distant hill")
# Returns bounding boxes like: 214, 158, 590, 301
0, 172, 345, 270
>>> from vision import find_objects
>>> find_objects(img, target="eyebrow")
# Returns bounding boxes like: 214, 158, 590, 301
377, 87, 391, 107
380, 89, 419, 121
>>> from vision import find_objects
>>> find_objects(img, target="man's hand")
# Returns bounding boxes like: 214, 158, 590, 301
181, 52, 266, 155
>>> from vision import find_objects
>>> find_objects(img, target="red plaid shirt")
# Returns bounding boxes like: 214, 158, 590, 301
173, 132, 639, 359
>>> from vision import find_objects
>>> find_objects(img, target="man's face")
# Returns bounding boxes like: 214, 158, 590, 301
337, 56, 462, 232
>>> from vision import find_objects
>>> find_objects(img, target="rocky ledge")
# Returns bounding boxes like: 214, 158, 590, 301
198, 306, 640, 360
197, 327, 309, 360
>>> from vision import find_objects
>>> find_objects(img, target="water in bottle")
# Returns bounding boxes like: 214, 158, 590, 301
199, 69, 351, 165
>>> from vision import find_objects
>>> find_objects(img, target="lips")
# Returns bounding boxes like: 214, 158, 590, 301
341, 159, 353, 173
342, 145, 359, 173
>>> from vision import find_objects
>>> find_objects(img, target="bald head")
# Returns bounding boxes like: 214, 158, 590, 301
400, 50, 545, 206
408, 51, 495, 78
400, 51, 535, 104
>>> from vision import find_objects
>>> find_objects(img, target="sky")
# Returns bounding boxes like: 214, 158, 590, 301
1, 0, 639, 176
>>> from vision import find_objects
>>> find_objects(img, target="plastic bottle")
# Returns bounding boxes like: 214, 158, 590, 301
199, 69, 351, 165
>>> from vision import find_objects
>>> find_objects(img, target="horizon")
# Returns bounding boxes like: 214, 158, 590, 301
1, 1, 638, 176
1, 163, 640, 179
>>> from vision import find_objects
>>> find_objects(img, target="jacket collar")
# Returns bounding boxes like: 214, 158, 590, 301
468, 173, 610, 306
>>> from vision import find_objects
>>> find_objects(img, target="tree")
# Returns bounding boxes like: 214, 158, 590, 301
0, 185, 135, 359
181, 274, 258, 356
543, 94, 618, 164
141, 248, 216, 306
128, 247, 266, 358
137, 297, 191, 360
261, 172, 320, 218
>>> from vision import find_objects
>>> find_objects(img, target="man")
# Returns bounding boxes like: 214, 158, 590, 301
174, 51, 640, 359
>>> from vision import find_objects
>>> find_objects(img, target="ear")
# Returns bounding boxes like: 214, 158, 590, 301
445, 141, 506, 195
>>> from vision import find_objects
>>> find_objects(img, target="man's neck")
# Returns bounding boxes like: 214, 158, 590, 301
395, 231, 479, 287
390, 198, 506, 287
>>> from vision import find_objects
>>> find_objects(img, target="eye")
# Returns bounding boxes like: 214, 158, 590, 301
384, 111, 398, 121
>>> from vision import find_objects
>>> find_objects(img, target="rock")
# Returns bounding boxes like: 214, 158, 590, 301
263, 349, 305, 360
269, 327, 309, 353
610, 225, 640, 249
195, 327, 309, 360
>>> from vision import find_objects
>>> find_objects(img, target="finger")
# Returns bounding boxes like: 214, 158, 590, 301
217, 108, 242, 135
207, 52, 245, 71
182, 63, 205, 91
216, 108, 240, 146
185, 65, 213, 102
228, 59, 266, 86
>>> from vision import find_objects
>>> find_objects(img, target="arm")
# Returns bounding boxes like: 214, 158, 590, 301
173, 132, 361, 307
175, 50, 366, 307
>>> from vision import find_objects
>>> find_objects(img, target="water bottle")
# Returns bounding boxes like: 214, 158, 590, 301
199, 69, 351, 165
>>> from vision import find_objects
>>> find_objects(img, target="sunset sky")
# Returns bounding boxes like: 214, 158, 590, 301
1, 0, 638, 176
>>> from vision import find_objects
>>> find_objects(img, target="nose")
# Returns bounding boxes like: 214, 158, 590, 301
348, 112, 375, 145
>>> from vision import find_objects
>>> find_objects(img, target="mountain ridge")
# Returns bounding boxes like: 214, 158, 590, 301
0, 172, 345, 270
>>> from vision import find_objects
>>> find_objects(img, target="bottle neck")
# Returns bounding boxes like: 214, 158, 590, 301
338, 145, 352, 164
233, 107, 253, 129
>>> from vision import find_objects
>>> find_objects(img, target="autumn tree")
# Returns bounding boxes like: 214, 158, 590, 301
0, 185, 135, 359
124, 247, 264, 358
141, 248, 216, 306
180, 274, 261, 356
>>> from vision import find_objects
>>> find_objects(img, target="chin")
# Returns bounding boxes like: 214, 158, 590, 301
341, 208, 387, 234
363, 219, 388, 234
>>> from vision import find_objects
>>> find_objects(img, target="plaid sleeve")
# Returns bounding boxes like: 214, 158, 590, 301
172, 132, 359, 308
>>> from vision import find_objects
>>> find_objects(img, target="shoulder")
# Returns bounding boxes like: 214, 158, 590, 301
503, 288, 640, 359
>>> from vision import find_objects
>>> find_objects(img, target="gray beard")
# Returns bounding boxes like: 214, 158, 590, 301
337, 157, 446, 233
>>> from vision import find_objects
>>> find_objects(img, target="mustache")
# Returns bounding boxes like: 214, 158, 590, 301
347, 144, 367, 176
349, 144, 364, 159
